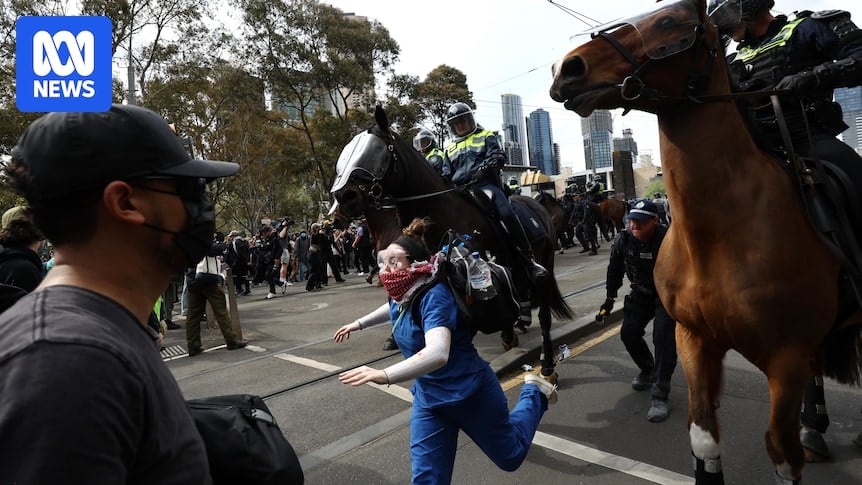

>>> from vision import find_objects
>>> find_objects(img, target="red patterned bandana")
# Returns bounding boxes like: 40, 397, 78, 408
379, 260, 435, 302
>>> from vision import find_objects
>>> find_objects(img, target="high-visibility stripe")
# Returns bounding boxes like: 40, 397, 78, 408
737, 16, 806, 63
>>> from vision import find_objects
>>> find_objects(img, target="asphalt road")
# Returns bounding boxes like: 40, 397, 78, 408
162, 244, 862, 485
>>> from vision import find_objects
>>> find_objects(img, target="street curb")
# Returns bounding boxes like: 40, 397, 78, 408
489, 307, 624, 377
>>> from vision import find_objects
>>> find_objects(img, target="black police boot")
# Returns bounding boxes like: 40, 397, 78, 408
502, 213, 549, 282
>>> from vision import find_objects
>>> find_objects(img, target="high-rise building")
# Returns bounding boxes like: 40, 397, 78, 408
613, 128, 639, 157
835, 86, 862, 154
582, 110, 614, 170
527, 108, 558, 175
501, 94, 527, 165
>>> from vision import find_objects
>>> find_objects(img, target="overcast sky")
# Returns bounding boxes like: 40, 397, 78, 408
322, 0, 860, 172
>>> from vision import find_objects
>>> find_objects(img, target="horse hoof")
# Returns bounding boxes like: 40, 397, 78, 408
501, 333, 519, 351
800, 426, 831, 462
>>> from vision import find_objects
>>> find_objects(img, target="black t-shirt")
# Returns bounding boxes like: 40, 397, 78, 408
0, 246, 44, 293
0, 286, 212, 484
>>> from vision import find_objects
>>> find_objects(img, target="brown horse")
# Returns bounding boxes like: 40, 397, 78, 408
550, 0, 862, 484
599, 198, 627, 238
331, 106, 573, 378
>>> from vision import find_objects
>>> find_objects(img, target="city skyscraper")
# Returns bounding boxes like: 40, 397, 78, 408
527, 108, 558, 175
582, 110, 614, 171
501, 94, 527, 165
835, 86, 862, 154
613, 128, 639, 157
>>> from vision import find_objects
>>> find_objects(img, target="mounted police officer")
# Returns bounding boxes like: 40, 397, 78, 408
507, 176, 522, 196
586, 177, 605, 203
413, 128, 450, 178
443, 102, 548, 282
710, 0, 862, 459
709, 0, 862, 193
598, 199, 676, 423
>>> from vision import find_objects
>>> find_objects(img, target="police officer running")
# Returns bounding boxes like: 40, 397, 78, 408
598, 199, 677, 422
413, 128, 450, 178
443, 102, 548, 282
710, 0, 862, 458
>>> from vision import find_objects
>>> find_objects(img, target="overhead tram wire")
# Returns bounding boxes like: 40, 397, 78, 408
474, 1, 603, 94
545, 0, 601, 29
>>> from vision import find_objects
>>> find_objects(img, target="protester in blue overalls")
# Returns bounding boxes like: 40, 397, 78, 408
334, 218, 557, 485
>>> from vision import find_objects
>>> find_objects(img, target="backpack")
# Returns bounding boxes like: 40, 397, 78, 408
187, 394, 304, 485
412, 231, 520, 335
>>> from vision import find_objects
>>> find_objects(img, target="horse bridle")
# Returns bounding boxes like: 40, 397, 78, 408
593, 13, 789, 107
352, 130, 460, 211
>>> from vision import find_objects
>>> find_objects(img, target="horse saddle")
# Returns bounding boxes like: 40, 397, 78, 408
464, 187, 544, 244
798, 156, 862, 308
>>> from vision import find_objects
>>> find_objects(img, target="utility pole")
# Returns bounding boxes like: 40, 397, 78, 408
127, 23, 136, 105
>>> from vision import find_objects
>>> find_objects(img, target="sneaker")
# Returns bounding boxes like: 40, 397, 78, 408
382, 335, 399, 351
165, 321, 181, 330
631, 373, 654, 391
357, 272, 365, 275
227, 339, 248, 350
188, 347, 203, 357
266, 292, 276, 299
647, 399, 670, 422
525, 373, 558, 404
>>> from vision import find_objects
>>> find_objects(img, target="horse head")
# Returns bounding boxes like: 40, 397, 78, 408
330, 105, 446, 218
549, 0, 725, 117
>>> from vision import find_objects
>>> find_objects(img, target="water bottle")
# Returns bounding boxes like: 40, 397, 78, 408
468, 252, 497, 300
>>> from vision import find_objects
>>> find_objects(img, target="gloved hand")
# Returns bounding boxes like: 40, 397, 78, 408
596, 298, 614, 322
775, 71, 819, 96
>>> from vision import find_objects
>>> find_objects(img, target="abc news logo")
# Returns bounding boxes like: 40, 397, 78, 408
16, 16, 111, 112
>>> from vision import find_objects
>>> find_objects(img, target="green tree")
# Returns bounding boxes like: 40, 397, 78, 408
643, 179, 665, 199
236, 0, 400, 193
414, 65, 474, 146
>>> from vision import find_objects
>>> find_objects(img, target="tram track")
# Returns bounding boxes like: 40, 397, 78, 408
173, 267, 607, 401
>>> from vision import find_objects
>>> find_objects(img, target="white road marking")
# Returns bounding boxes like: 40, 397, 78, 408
274, 353, 341, 372
246, 344, 267, 353
282, 337, 691, 484
532, 432, 694, 485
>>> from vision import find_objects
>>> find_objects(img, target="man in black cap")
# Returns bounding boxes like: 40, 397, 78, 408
0, 104, 238, 484
597, 199, 677, 423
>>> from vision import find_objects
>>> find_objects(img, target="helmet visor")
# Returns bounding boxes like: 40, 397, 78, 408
707, 0, 742, 35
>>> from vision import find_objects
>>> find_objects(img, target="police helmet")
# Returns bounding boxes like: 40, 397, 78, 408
446, 102, 477, 139
412, 128, 436, 152
508, 176, 518, 185
708, 0, 774, 35
654, 192, 661, 198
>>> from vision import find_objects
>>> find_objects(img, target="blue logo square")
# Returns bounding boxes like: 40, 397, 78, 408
16, 16, 113, 112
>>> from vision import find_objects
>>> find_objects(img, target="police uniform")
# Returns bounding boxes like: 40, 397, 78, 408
605, 214, 677, 404
574, 198, 598, 253
729, 9, 862, 194
424, 147, 449, 178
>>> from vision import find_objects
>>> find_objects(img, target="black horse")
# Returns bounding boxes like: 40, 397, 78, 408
331, 106, 573, 378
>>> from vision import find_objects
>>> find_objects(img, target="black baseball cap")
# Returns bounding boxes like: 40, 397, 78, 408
12, 104, 239, 203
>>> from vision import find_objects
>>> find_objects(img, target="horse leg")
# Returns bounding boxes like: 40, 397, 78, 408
800, 374, 831, 462
538, 297, 556, 381
677, 324, 726, 485
764, 351, 810, 484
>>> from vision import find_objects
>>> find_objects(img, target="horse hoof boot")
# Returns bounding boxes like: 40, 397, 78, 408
800, 426, 831, 462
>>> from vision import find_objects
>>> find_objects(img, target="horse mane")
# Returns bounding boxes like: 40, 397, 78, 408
368, 123, 453, 193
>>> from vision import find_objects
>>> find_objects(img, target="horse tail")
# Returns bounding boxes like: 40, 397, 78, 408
547, 277, 574, 321
822, 325, 862, 385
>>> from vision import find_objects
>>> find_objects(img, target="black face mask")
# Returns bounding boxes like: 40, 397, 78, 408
135, 177, 217, 266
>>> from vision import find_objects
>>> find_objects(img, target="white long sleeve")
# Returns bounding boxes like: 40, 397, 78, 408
356, 303, 390, 330
382, 326, 451, 384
